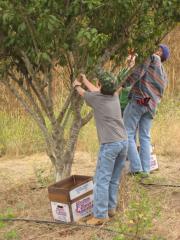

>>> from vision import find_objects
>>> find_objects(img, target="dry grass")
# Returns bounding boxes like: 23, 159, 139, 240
151, 97, 180, 158
163, 25, 180, 95
0, 111, 45, 157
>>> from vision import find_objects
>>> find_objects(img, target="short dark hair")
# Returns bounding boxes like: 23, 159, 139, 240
100, 88, 116, 96
160, 55, 167, 63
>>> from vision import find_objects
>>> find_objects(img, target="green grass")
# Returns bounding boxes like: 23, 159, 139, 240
4, 230, 19, 240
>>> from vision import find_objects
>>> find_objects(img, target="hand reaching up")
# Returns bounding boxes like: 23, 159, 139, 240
125, 48, 138, 69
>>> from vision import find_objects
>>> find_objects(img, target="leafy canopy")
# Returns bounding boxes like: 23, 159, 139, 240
0, 0, 179, 78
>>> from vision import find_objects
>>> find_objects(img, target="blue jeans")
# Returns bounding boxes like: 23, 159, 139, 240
123, 101, 153, 173
93, 140, 128, 218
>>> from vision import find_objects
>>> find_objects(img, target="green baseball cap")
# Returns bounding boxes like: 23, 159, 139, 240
96, 71, 118, 92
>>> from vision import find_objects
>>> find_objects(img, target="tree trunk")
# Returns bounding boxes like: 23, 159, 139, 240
45, 100, 83, 181
56, 115, 82, 181
47, 135, 76, 181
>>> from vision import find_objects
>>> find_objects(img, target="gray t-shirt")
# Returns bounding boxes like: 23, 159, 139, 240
84, 91, 127, 144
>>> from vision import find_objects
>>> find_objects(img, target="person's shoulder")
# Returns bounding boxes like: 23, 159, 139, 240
85, 91, 101, 97
85, 91, 100, 96
84, 91, 101, 101
151, 54, 161, 64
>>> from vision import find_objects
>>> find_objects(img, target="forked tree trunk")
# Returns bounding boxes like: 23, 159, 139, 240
2, 69, 92, 182
46, 103, 83, 181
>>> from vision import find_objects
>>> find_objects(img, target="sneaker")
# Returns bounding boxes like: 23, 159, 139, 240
128, 171, 142, 176
140, 172, 150, 178
86, 217, 109, 225
128, 172, 149, 178
108, 209, 116, 218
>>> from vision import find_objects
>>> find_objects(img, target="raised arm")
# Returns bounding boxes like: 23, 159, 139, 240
121, 56, 151, 88
115, 53, 137, 95
80, 74, 99, 92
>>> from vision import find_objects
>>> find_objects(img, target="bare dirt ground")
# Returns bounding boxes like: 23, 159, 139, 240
0, 152, 179, 240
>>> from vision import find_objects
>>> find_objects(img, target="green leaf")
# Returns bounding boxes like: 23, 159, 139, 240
18, 22, 26, 32
41, 52, 51, 63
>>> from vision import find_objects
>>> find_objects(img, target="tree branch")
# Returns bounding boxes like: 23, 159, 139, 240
8, 71, 46, 126
56, 89, 74, 124
2, 78, 46, 134
81, 111, 93, 126
62, 115, 82, 166
97, 42, 124, 68
21, 51, 56, 124
2, 77, 56, 166
155, 23, 176, 44
65, 52, 74, 82
43, 68, 56, 124
61, 105, 72, 129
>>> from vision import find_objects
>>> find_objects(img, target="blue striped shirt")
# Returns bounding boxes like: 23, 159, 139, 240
124, 54, 168, 116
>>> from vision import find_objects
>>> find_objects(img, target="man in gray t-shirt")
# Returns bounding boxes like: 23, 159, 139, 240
85, 91, 127, 144
73, 73, 128, 225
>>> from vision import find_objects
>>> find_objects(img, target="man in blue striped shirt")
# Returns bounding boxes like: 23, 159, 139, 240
122, 44, 170, 175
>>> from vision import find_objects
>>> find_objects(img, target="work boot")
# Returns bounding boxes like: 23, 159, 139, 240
86, 217, 109, 225
108, 209, 116, 218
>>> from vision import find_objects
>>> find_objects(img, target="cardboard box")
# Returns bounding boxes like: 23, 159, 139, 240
48, 175, 93, 222
137, 145, 159, 172
150, 145, 158, 172
150, 154, 158, 171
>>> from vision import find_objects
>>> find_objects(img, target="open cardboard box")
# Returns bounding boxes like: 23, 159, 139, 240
48, 175, 93, 222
